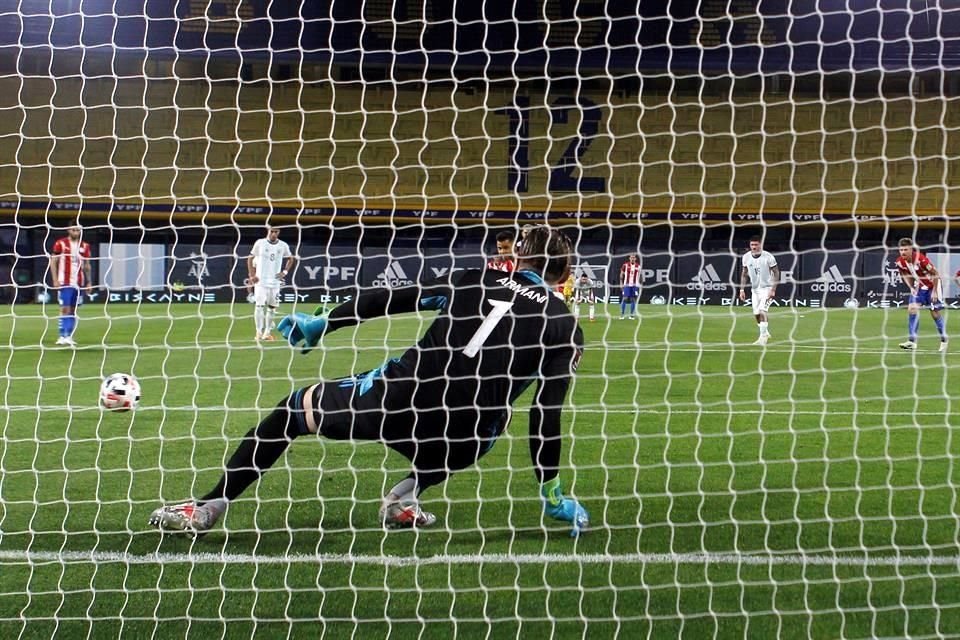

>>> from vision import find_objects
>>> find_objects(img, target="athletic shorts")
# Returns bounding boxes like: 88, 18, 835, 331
751, 287, 773, 315
910, 287, 944, 311
291, 371, 507, 479
57, 286, 81, 308
622, 285, 639, 299
254, 284, 280, 307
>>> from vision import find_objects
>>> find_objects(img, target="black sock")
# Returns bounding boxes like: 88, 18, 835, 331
199, 403, 300, 504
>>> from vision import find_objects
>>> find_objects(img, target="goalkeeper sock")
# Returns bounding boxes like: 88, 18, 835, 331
386, 476, 417, 503
908, 313, 920, 341
199, 400, 300, 503
934, 315, 946, 339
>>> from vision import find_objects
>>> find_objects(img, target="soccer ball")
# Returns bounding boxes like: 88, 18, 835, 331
99, 373, 141, 411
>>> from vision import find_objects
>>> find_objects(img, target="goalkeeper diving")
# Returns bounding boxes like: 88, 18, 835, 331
149, 226, 589, 537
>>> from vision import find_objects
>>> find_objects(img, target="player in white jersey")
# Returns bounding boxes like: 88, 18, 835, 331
573, 273, 597, 322
738, 236, 779, 346
247, 226, 296, 341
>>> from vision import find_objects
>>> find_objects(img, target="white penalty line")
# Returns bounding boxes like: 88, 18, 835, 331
1, 549, 958, 569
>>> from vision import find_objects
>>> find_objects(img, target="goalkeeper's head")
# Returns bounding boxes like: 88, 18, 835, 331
515, 225, 573, 285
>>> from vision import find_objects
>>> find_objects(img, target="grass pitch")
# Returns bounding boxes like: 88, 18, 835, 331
1, 302, 959, 639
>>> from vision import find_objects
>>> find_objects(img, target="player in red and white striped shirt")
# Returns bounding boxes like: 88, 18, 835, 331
895, 238, 946, 352
49, 220, 92, 346
486, 230, 516, 273
619, 253, 641, 319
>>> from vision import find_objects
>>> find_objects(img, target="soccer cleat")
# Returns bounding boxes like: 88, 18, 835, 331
939, 341, 948, 353
148, 502, 215, 537
60, 336, 76, 347
619, 316, 625, 320
752, 335, 769, 346
379, 501, 437, 529
261, 333, 276, 342
55, 336, 66, 345
899, 341, 917, 351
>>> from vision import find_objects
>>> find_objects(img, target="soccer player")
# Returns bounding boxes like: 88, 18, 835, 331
738, 236, 779, 345
149, 226, 589, 537
619, 253, 641, 319
895, 238, 947, 352
248, 226, 296, 341
486, 230, 516, 272
49, 220, 92, 346
573, 273, 596, 322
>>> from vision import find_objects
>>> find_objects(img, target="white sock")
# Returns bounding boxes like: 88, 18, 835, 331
759, 321, 769, 336
265, 306, 276, 333
574, 303, 580, 317
387, 477, 418, 504
255, 306, 266, 334
589, 305, 595, 320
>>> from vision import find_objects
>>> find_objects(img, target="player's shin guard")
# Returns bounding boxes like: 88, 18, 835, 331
908, 313, 920, 342
199, 396, 303, 504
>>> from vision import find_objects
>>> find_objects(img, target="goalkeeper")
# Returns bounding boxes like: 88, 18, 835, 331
150, 226, 589, 537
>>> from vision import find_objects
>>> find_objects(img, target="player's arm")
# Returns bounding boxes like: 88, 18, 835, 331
900, 270, 916, 294
280, 275, 460, 352
926, 263, 942, 301
49, 253, 60, 288
83, 251, 92, 292
769, 264, 779, 299
530, 330, 589, 536
246, 254, 258, 284
738, 265, 749, 300
281, 254, 297, 281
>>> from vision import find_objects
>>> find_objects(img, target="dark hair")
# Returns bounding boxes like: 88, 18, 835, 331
515, 225, 573, 284
898, 237, 914, 247
749, 235, 762, 244
496, 230, 515, 243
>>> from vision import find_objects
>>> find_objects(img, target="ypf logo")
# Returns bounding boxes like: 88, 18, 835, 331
811, 265, 852, 292
373, 261, 414, 287
688, 264, 727, 291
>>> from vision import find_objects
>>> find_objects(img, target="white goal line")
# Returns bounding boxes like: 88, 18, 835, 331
1, 549, 958, 569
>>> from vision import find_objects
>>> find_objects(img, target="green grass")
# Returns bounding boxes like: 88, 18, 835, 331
2, 303, 960, 639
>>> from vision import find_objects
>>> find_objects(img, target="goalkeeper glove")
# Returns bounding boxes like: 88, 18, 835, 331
541, 477, 589, 537
278, 313, 328, 354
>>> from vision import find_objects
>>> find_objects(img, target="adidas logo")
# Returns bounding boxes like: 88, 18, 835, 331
811, 265, 852, 292
687, 264, 727, 290
373, 261, 414, 287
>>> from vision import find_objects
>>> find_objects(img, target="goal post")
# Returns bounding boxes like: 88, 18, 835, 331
2, 2, 960, 638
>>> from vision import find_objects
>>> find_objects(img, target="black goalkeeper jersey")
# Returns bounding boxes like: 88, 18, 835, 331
322, 268, 584, 482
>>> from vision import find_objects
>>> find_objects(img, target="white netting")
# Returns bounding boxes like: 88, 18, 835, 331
1, 2, 959, 638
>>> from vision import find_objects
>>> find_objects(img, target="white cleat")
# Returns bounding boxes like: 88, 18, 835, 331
899, 341, 917, 351
55, 336, 66, 345
148, 502, 215, 538
939, 341, 948, 353
60, 336, 76, 347
752, 335, 769, 346
379, 501, 437, 530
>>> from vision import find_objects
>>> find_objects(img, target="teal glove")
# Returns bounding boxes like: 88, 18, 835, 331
541, 477, 589, 537
277, 313, 328, 354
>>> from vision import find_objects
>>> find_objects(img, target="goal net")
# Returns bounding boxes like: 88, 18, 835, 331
2, 1, 959, 638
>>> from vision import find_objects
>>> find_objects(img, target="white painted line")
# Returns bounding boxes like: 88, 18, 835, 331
1, 549, 958, 568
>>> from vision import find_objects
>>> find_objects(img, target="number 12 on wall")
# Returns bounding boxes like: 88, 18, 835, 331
495, 97, 607, 193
